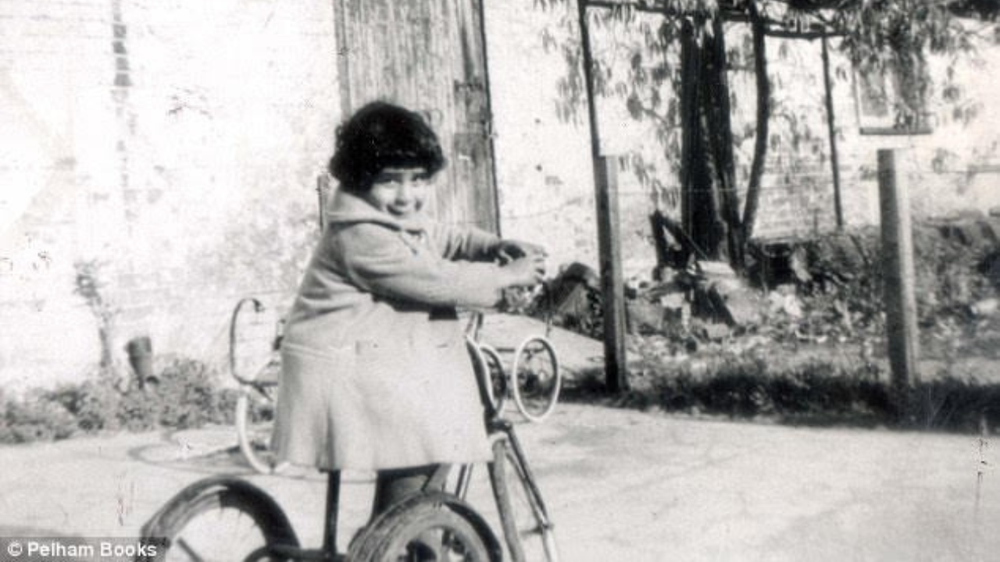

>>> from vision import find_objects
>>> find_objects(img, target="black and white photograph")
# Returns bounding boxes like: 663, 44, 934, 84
2, 0, 999, 560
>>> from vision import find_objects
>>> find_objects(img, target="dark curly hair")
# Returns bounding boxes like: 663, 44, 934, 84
328, 101, 446, 192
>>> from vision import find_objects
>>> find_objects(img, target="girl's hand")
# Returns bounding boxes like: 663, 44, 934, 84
501, 254, 546, 287
496, 239, 547, 264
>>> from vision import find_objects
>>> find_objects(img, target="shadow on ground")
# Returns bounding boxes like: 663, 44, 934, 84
125, 428, 260, 477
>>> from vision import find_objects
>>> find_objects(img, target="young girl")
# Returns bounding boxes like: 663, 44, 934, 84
273, 101, 545, 518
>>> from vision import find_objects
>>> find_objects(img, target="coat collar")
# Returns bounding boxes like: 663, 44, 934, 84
325, 190, 429, 234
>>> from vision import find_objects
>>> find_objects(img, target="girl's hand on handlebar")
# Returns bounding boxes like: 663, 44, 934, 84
496, 239, 547, 264
502, 254, 546, 287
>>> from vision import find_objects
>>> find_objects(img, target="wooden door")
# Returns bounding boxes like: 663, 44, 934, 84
334, 0, 498, 233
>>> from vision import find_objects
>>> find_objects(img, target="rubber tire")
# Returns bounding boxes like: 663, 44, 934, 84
141, 478, 299, 562
509, 336, 561, 423
489, 439, 560, 562
235, 387, 286, 475
350, 492, 499, 562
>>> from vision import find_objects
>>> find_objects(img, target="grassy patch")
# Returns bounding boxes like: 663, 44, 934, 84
564, 349, 1000, 433
556, 219, 999, 434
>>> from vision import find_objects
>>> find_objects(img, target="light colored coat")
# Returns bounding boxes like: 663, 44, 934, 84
272, 191, 506, 471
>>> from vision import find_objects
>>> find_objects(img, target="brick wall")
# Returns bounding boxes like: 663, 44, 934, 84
483, 3, 603, 274
746, 30, 1000, 242
484, 5, 1000, 275
735, 35, 849, 240
484, 4, 674, 280
0, 0, 338, 390
3, 1, 997, 390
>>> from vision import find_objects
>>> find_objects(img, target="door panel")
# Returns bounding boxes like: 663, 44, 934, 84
334, 0, 498, 232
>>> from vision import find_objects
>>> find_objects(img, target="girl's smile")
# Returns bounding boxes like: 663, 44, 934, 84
363, 167, 432, 219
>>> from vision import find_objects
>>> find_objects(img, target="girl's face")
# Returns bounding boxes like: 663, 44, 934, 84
363, 166, 433, 219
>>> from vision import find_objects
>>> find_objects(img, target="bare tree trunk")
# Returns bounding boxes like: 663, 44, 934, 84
741, 2, 770, 244
680, 16, 726, 262
703, 15, 744, 269
98, 326, 114, 370
679, 14, 746, 268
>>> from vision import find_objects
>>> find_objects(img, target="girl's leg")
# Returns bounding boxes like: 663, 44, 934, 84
371, 464, 450, 517
368, 464, 452, 560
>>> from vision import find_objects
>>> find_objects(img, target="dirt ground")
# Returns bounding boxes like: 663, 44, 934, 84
1, 404, 998, 561
1, 315, 999, 561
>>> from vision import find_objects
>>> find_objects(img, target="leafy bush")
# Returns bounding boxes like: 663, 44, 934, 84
0, 357, 238, 445
115, 388, 160, 432
799, 224, 996, 341
45, 369, 123, 432
796, 230, 886, 343
150, 357, 237, 429
0, 389, 79, 443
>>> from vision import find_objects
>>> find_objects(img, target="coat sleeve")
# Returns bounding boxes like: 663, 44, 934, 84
336, 223, 505, 309
430, 223, 501, 261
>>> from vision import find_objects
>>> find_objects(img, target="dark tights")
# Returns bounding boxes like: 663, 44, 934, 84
371, 464, 450, 518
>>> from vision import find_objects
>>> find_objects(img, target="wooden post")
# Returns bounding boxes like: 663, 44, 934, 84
473, 0, 503, 236
578, 1, 628, 393
596, 156, 629, 393
878, 149, 919, 421
317, 174, 330, 232
332, 0, 353, 118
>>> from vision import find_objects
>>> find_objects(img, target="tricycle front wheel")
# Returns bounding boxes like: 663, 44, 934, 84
510, 336, 561, 423
140, 477, 299, 562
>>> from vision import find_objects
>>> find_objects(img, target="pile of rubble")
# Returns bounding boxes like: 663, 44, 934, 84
533, 215, 1000, 362
535, 259, 766, 348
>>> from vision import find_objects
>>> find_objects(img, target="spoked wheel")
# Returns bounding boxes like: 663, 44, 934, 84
144, 481, 299, 562
510, 336, 561, 423
350, 492, 500, 562
489, 438, 559, 562
235, 382, 287, 475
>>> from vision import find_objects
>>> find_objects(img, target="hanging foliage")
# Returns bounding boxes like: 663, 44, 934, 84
535, 0, 996, 271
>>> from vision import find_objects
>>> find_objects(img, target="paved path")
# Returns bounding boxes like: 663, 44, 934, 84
1, 404, 998, 561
